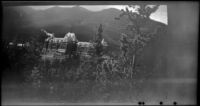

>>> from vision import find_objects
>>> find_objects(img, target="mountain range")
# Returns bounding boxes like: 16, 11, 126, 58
2, 5, 197, 79
2, 6, 169, 77
2, 6, 166, 47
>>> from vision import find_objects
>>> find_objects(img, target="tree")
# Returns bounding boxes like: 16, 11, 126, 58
115, 4, 160, 69
120, 33, 129, 61
94, 24, 104, 56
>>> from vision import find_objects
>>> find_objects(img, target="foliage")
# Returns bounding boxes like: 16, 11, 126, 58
120, 33, 129, 60
115, 4, 160, 70
2, 34, 42, 82
2, 6, 168, 102
94, 24, 104, 56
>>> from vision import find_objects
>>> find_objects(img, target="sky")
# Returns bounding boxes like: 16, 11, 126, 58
29, 5, 168, 25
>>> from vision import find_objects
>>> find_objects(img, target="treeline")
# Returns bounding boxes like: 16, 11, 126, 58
1, 5, 166, 101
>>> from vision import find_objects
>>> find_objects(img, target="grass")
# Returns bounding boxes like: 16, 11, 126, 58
2, 78, 196, 105
2, 46, 196, 105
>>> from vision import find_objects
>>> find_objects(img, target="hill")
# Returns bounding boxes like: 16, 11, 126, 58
2, 6, 166, 48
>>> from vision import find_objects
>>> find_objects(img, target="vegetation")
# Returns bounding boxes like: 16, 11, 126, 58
2, 4, 162, 102
115, 4, 160, 70
94, 24, 104, 56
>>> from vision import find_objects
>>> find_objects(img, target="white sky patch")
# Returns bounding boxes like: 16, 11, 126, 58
58, 5, 75, 8
28, 6, 54, 10
79, 5, 127, 11
29, 5, 168, 24
150, 5, 168, 25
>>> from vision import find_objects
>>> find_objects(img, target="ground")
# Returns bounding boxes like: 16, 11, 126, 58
2, 78, 196, 105
2, 48, 196, 105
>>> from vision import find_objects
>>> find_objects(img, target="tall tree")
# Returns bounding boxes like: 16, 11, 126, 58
94, 24, 104, 56
120, 33, 129, 61
115, 4, 160, 69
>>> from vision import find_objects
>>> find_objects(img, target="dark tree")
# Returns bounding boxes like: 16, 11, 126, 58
116, 4, 160, 69
94, 24, 104, 56
120, 33, 129, 60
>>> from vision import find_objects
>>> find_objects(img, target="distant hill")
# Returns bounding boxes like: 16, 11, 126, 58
7, 5, 196, 80
2, 4, 197, 80
2, 6, 166, 47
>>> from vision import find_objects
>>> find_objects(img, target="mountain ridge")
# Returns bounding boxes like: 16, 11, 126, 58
2, 6, 167, 47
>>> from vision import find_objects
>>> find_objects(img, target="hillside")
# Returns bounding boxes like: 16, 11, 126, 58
2, 6, 166, 47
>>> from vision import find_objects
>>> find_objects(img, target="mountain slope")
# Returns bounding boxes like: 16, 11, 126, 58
2, 6, 167, 47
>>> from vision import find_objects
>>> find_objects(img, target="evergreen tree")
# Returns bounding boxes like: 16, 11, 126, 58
94, 24, 104, 56
116, 4, 160, 69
